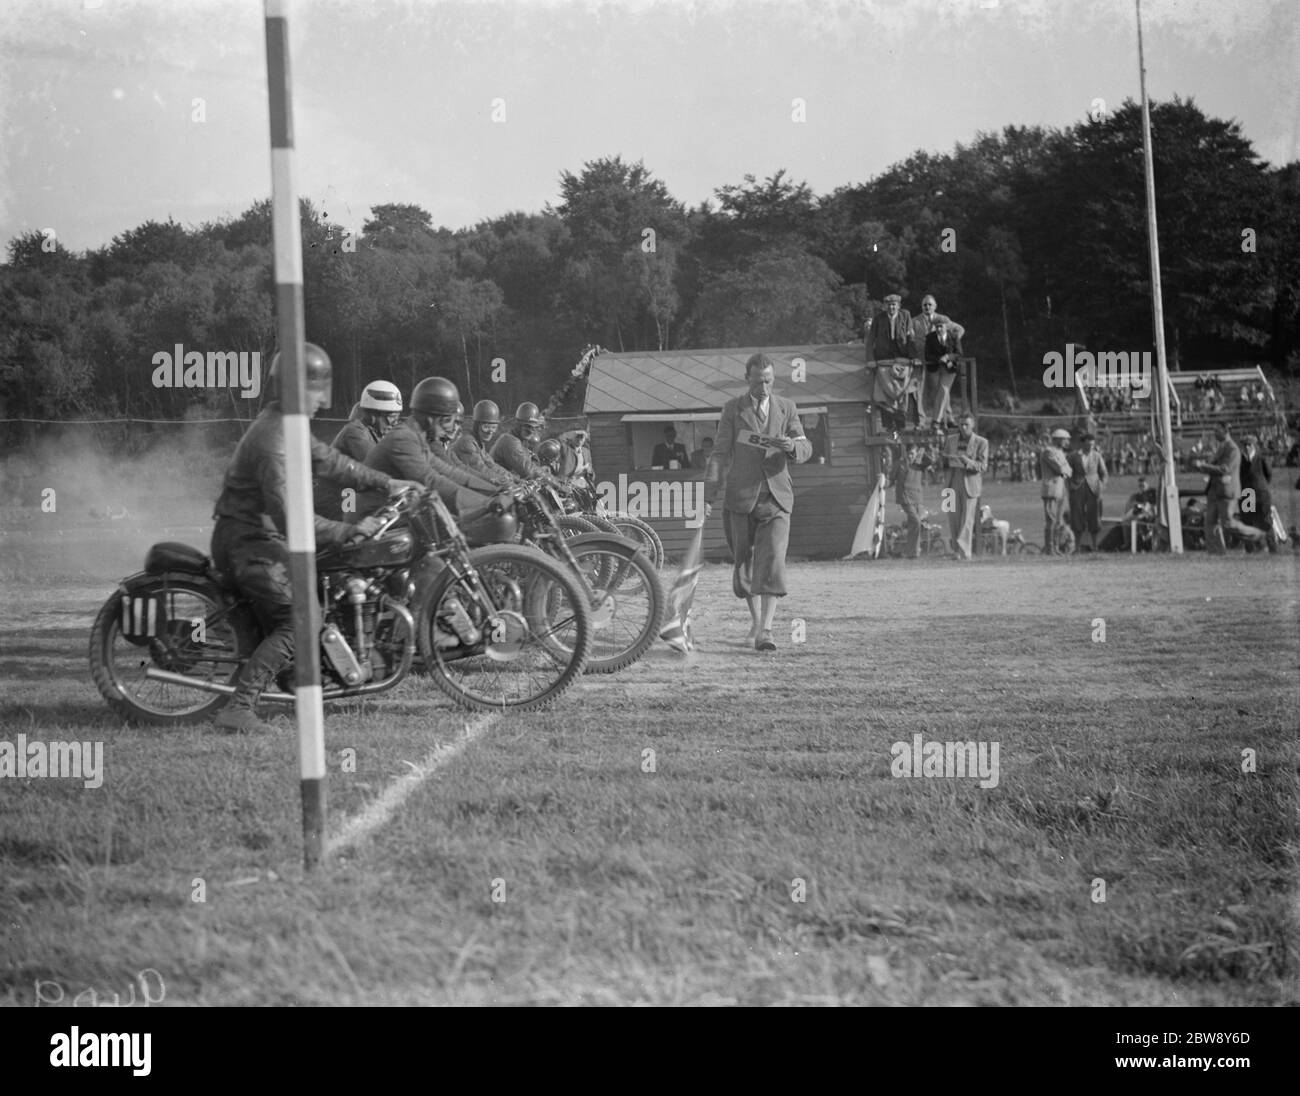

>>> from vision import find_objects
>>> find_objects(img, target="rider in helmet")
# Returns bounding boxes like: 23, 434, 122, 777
354, 376, 506, 520
211, 344, 418, 734
489, 401, 551, 479
317, 379, 404, 520
536, 437, 565, 476
450, 399, 513, 486
334, 380, 403, 461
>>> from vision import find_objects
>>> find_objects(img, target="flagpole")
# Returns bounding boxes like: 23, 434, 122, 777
1136, 0, 1183, 553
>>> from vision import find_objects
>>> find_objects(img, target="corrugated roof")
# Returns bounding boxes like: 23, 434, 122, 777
582, 344, 869, 414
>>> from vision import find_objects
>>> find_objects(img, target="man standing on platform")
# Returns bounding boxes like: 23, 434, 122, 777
704, 353, 812, 652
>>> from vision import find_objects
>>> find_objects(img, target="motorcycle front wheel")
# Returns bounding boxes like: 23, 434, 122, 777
548, 538, 666, 674
416, 544, 593, 711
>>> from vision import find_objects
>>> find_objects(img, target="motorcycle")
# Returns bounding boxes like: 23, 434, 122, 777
88, 488, 593, 721
504, 481, 666, 674
562, 478, 666, 570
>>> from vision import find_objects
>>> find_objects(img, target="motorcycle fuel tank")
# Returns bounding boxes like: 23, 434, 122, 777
318, 529, 416, 571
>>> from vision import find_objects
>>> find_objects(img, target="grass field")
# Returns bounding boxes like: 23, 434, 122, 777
1, 478, 1298, 1006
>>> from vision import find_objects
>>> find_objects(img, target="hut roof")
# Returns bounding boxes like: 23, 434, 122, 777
582, 344, 869, 414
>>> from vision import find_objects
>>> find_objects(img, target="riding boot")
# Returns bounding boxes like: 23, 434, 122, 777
214, 629, 292, 733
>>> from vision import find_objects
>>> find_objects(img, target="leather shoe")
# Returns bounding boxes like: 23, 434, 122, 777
755, 630, 776, 652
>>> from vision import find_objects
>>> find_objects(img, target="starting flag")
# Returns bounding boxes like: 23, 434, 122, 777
660, 521, 705, 653
844, 473, 888, 559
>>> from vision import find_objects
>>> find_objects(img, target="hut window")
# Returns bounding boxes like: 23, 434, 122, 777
630, 420, 718, 471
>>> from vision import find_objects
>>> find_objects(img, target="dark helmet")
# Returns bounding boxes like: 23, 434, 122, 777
473, 399, 501, 425
515, 402, 544, 428
537, 438, 563, 466
269, 342, 332, 406
410, 376, 460, 416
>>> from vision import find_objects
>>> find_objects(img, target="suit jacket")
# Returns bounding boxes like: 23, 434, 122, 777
1039, 444, 1071, 500
942, 431, 988, 499
705, 393, 812, 514
911, 312, 966, 345
1238, 451, 1273, 510
923, 328, 963, 366
1201, 438, 1242, 500
1068, 449, 1108, 495
866, 309, 915, 362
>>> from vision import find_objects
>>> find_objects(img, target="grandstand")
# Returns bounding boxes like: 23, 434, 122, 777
1075, 365, 1286, 447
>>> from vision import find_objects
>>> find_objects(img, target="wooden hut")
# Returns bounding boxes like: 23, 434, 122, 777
581, 344, 976, 560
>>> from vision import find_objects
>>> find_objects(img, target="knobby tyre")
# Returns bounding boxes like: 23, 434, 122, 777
557, 540, 667, 674
416, 544, 593, 711
89, 581, 255, 725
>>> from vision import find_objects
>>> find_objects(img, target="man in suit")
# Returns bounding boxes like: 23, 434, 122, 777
651, 426, 690, 468
1238, 434, 1279, 553
867, 294, 919, 431
894, 443, 932, 558
941, 412, 988, 560
1066, 433, 1108, 552
920, 318, 964, 428
1195, 423, 1266, 554
704, 353, 813, 651
866, 294, 915, 363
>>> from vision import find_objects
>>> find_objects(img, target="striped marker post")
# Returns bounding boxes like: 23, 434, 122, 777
265, 0, 327, 870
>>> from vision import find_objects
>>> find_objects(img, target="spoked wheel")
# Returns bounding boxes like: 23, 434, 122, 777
89, 581, 254, 724
555, 514, 601, 538
416, 544, 592, 711
601, 512, 665, 569
553, 540, 667, 674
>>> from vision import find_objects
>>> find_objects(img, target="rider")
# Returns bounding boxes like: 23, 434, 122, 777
536, 437, 565, 477
354, 376, 505, 521
450, 399, 513, 486
317, 379, 403, 520
489, 401, 551, 479
211, 344, 418, 734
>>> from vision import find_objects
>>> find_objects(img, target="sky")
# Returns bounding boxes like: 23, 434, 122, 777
0, 0, 1296, 256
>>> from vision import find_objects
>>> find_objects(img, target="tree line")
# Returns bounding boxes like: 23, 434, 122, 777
2, 96, 1296, 448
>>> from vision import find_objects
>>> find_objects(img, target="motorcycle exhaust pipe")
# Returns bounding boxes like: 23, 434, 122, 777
142, 667, 370, 702
143, 600, 416, 700
143, 666, 412, 702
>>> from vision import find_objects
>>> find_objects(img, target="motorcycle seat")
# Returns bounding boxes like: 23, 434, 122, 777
144, 541, 211, 576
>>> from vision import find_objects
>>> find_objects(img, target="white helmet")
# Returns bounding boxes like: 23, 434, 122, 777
359, 380, 403, 413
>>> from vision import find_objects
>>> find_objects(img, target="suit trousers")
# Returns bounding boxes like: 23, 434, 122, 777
1041, 495, 1067, 554
1204, 493, 1265, 554
948, 490, 978, 559
725, 483, 790, 598
900, 490, 924, 557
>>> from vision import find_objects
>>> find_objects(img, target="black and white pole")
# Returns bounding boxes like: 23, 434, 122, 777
1136, 0, 1183, 553
265, 0, 328, 868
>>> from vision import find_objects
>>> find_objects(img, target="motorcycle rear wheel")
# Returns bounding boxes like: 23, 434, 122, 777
89, 581, 254, 725
602, 512, 665, 569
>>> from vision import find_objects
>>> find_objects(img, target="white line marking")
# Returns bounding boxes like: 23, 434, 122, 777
325, 713, 499, 855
